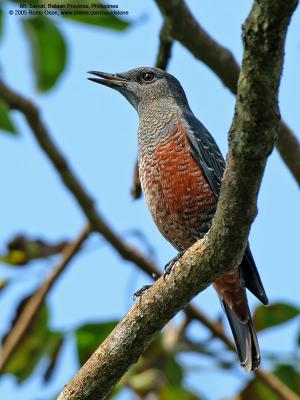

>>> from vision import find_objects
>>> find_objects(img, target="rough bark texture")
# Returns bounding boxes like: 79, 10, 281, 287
155, 0, 300, 186
53, 1, 297, 399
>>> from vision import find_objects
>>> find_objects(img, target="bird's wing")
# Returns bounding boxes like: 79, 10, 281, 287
182, 112, 225, 197
182, 112, 268, 305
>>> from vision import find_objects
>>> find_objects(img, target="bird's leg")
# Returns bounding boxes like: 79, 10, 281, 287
132, 273, 160, 301
164, 251, 185, 277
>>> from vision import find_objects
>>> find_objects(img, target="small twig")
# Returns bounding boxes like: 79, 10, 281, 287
0, 79, 161, 279
130, 160, 142, 199
155, 0, 300, 187
277, 120, 300, 184
155, 21, 173, 70
0, 225, 90, 372
130, 21, 174, 199
176, 314, 192, 340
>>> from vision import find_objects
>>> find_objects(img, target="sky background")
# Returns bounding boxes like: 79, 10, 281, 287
0, 1, 299, 399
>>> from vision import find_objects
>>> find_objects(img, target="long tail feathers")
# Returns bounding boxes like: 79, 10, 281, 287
221, 299, 260, 372
241, 247, 269, 305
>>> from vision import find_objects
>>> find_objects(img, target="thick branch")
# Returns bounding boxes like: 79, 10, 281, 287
155, 0, 300, 186
0, 226, 90, 372
54, 1, 297, 399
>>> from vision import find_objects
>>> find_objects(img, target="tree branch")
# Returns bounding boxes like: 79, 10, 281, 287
0, 79, 161, 279
155, 21, 173, 70
0, 226, 90, 372
53, 1, 297, 399
0, 2, 297, 397
155, 0, 300, 186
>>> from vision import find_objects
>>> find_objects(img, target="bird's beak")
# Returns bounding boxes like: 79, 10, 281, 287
87, 71, 127, 88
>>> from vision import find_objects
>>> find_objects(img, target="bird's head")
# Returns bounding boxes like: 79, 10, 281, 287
87, 67, 189, 112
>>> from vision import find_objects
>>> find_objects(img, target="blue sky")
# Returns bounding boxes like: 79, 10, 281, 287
0, 1, 299, 399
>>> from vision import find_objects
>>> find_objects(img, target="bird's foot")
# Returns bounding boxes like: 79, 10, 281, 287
132, 285, 153, 301
164, 251, 185, 278
133, 273, 160, 301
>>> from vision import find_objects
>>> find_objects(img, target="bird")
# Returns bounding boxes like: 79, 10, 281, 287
87, 67, 269, 372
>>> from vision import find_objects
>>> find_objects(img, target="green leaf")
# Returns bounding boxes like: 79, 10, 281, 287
58, 0, 130, 31
0, 279, 8, 292
43, 333, 64, 382
0, 100, 18, 135
236, 365, 300, 400
0, 234, 68, 266
274, 364, 300, 395
0, 4, 3, 40
75, 321, 118, 366
158, 386, 202, 400
21, 16, 67, 92
236, 377, 278, 400
1, 299, 64, 382
253, 302, 300, 332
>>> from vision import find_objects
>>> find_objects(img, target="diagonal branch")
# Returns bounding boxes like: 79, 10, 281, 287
52, 1, 297, 399
0, 79, 161, 279
0, 3, 297, 398
155, 0, 300, 186
0, 225, 90, 372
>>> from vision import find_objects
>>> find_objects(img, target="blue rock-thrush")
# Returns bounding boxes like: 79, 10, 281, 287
88, 67, 268, 371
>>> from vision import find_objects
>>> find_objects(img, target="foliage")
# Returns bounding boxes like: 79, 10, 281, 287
0, 1, 299, 400
0, 100, 18, 136
22, 16, 67, 92
253, 302, 300, 331
0, 0, 130, 98
0, 234, 68, 266
1, 299, 64, 382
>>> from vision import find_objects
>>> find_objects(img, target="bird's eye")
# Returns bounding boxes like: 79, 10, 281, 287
142, 72, 155, 82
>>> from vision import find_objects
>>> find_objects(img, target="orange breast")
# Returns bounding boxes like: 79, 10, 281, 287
140, 122, 217, 250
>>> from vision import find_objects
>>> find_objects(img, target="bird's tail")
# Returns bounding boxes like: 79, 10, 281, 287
221, 298, 260, 372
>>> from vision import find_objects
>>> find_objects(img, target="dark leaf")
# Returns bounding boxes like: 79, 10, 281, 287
43, 334, 64, 382
0, 100, 18, 135
253, 302, 300, 332
125, 335, 185, 397
236, 365, 300, 399
274, 364, 300, 395
0, 279, 8, 293
128, 368, 164, 394
75, 321, 118, 366
0, 4, 3, 40
236, 377, 278, 400
164, 356, 184, 387
1, 299, 63, 382
21, 16, 67, 92
0, 234, 69, 266
158, 386, 202, 400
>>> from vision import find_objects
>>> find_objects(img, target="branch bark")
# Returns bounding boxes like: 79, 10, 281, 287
0, 226, 90, 372
155, 0, 300, 186
53, 1, 297, 399
0, 2, 297, 397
